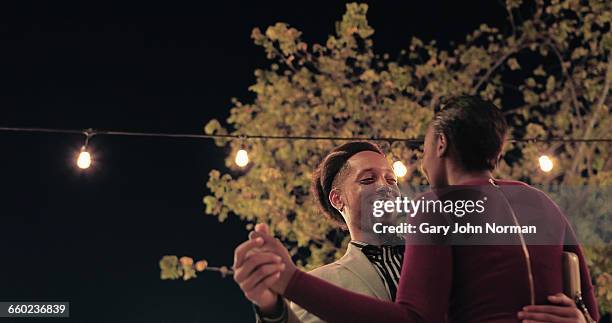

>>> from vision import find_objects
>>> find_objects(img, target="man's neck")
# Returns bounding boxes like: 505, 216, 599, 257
350, 229, 378, 245
350, 230, 402, 246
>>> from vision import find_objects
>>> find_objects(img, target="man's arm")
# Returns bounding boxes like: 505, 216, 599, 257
254, 298, 312, 323
254, 295, 287, 323
518, 293, 589, 323
563, 217, 600, 321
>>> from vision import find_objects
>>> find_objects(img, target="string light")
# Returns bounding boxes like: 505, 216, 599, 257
393, 160, 408, 177
0, 127, 609, 174
538, 155, 554, 172
235, 136, 249, 167
76, 130, 94, 169
235, 149, 249, 167
77, 149, 92, 169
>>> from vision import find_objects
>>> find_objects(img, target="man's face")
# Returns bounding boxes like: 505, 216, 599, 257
337, 151, 400, 231
421, 125, 446, 188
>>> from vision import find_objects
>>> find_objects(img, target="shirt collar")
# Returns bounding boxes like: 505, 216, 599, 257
350, 240, 404, 254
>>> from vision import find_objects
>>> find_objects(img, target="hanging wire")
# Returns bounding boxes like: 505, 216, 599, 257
0, 126, 610, 143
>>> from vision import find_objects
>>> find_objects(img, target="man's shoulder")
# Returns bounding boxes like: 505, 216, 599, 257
290, 258, 382, 314
305, 250, 367, 282
306, 261, 346, 280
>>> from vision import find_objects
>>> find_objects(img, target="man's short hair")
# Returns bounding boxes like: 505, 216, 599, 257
310, 141, 384, 228
432, 95, 508, 171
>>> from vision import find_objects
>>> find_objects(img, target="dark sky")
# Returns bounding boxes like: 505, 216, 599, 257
0, 1, 506, 322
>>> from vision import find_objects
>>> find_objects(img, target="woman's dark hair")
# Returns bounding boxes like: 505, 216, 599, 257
432, 95, 507, 171
310, 141, 384, 228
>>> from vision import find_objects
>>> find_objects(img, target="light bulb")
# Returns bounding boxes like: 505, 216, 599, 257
235, 149, 249, 167
77, 148, 92, 169
393, 160, 408, 178
538, 155, 553, 172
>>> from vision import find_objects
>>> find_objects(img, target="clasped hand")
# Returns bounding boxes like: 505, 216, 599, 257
232, 223, 297, 312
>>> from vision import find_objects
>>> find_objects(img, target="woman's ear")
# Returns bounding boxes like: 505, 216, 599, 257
436, 132, 448, 158
329, 188, 344, 212
494, 151, 504, 169
496, 140, 507, 167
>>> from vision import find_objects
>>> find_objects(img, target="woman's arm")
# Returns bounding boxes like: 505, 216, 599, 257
236, 224, 453, 323
282, 245, 452, 323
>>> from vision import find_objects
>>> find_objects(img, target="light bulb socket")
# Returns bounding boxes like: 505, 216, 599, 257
82, 128, 95, 150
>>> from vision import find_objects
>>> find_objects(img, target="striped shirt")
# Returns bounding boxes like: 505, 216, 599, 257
350, 241, 405, 301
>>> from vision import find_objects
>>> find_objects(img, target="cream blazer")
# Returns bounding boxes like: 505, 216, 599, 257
285, 243, 391, 323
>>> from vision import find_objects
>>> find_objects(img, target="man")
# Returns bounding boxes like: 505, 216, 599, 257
234, 96, 598, 322
234, 141, 404, 323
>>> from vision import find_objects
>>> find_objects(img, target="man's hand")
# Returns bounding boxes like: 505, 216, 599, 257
233, 235, 283, 312
517, 293, 586, 323
247, 223, 298, 295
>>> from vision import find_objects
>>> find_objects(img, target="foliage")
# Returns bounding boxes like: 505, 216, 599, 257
159, 256, 231, 281
200, 1, 610, 312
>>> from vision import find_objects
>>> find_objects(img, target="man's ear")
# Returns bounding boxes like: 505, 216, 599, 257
329, 188, 344, 212
436, 132, 449, 158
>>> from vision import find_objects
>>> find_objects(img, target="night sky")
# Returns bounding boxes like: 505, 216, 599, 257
1, 1, 506, 322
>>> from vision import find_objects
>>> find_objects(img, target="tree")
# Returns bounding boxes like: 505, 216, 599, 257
166, 1, 611, 312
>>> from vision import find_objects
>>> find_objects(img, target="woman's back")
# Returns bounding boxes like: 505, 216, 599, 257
449, 245, 564, 322
440, 180, 596, 321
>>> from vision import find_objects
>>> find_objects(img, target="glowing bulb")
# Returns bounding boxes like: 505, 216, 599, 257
538, 155, 553, 172
393, 160, 408, 178
235, 149, 249, 167
77, 149, 92, 169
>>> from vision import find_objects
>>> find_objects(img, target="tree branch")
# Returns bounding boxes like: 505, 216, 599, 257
544, 39, 584, 125
471, 38, 527, 95
569, 52, 612, 175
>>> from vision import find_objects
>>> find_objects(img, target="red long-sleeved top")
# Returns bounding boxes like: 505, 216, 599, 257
284, 180, 599, 322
